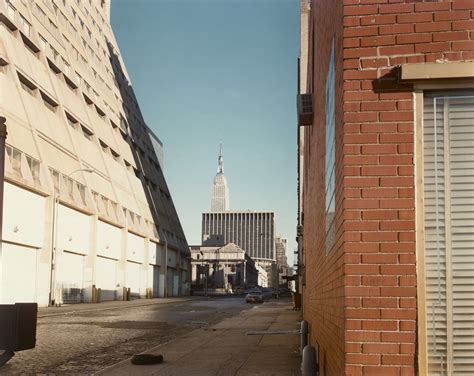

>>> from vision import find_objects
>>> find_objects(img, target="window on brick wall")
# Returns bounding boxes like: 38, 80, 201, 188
423, 91, 474, 375
325, 39, 336, 252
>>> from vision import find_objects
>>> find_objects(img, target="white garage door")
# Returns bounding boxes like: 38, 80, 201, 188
126, 261, 140, 296
57, 251, 84, 303
1, 244, 37, 304
96, 257, 117, 301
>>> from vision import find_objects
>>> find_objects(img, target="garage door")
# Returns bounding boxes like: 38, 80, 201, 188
96, 257, 117, 301
1, 244, 37, 303
147, 264, 160, 298
166, 268, 174, 297
57, 251, 84, 303
126, 261, 140, 296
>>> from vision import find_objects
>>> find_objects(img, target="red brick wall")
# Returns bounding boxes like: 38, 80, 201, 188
341, 1, 474, 375
303, 0, 474, 375
303, 0, 345, 374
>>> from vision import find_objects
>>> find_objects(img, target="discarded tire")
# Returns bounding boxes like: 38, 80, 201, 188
131, 354, 164, 365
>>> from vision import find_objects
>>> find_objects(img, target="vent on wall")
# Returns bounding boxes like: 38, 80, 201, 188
297, 93, 313, 126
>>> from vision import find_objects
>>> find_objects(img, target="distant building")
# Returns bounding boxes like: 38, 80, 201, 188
204, 142, 277, 286
190, 243, 261, 289
202, 211, 275, 262
255, 264, 268, 288
275, 237, 288, 285
211, 144, 229, 212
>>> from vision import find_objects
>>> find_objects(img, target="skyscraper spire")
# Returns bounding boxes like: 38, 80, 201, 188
211, 143, 230, 212
218, 143, 224, 173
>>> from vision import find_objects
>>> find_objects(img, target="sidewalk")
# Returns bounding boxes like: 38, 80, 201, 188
96, 299, 302, 376
38, 296, 200, 317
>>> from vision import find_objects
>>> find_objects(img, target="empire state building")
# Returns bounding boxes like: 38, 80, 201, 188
211, 145, 230, 212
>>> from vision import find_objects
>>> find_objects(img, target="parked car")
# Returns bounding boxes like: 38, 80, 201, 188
261, 288, 274, 300
245, 288, 264, 303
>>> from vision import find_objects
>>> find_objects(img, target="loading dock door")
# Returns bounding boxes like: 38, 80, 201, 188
57, 251, 84, 303
126, 261, 140, 296
2, 244, 37, 303
96, 257, 117, 301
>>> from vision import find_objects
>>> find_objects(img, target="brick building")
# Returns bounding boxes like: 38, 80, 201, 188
297, 0, 474, 375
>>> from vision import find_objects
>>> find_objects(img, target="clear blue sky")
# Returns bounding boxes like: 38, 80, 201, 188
111, 0, 299, 262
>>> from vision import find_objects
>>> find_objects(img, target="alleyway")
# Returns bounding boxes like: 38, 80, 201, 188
2, 297, 301, 375
99, 297, 301, 376
2, 297, 244, 374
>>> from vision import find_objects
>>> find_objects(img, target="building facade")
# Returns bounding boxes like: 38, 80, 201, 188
275, 236, 288, 285
202, 211, 275, 262
190, 243, 263, 290
211, 144, 229, 212
201, 211, 277, 287
0, 0, 190, 306
297, 0, 474, 375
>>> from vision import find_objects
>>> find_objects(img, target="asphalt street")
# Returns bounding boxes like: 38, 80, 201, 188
1, 297, 249, 375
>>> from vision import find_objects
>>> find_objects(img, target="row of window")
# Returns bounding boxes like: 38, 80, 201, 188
5, 143, 164, 241
7, 3, 169, 201
54, 2, 151, 159
15, 67, 164, 213
6, 0, 136, 139
18, 72, 59, 111
35, 1, 121, 111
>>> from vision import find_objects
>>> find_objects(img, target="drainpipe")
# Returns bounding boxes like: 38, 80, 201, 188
164, 237, 168, 298
49, 191, 59, 306
0, 117, 7, 304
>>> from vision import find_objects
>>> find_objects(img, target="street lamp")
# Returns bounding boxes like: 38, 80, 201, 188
49, 168, 95, 306
199, 251, 207, 296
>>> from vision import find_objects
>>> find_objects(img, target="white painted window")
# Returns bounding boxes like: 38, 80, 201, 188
5, 144, 43, 187
19, 15, 31, 36
6, 0, 16, 20
423, 92, 474, 374
325, 39, 336, 252
38, 34, 47, 50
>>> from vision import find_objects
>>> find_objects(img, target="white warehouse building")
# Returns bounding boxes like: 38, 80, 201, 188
0, 0, 190, 306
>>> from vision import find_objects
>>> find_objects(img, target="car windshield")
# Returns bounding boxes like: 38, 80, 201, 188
249, 289, 262, 293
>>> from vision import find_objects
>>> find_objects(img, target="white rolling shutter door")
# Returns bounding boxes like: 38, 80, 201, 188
423, 93, 474, 375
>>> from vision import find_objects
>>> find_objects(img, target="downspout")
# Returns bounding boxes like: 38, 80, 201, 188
164, 235, 168, 298
0, 117, 7, 304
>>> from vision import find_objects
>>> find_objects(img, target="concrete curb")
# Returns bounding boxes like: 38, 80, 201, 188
38, 297, 200, 318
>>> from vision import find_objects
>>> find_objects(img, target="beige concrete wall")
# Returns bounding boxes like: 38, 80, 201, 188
0, 0, 189, 305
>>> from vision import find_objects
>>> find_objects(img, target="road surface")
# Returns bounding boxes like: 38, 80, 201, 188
2, 296, 248, 374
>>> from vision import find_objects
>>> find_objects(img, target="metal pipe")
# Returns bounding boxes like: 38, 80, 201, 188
164, 238, 168, 297
0, 117, 7, 304
301, 345, 318, 376
300, 320, 309, 354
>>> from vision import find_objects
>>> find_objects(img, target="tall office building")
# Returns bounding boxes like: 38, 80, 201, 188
0, 0, 189, 306
210, 144, 229, 212
201, 211, 275, 262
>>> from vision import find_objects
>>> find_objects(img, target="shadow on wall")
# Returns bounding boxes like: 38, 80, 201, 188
106, 41, 190, 295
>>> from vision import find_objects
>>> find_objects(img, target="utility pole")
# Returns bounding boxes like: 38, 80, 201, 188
0, 117, 7, 304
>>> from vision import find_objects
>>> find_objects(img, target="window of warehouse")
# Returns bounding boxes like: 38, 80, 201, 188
325, 39, 336, 252
422, 91, 474, 375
